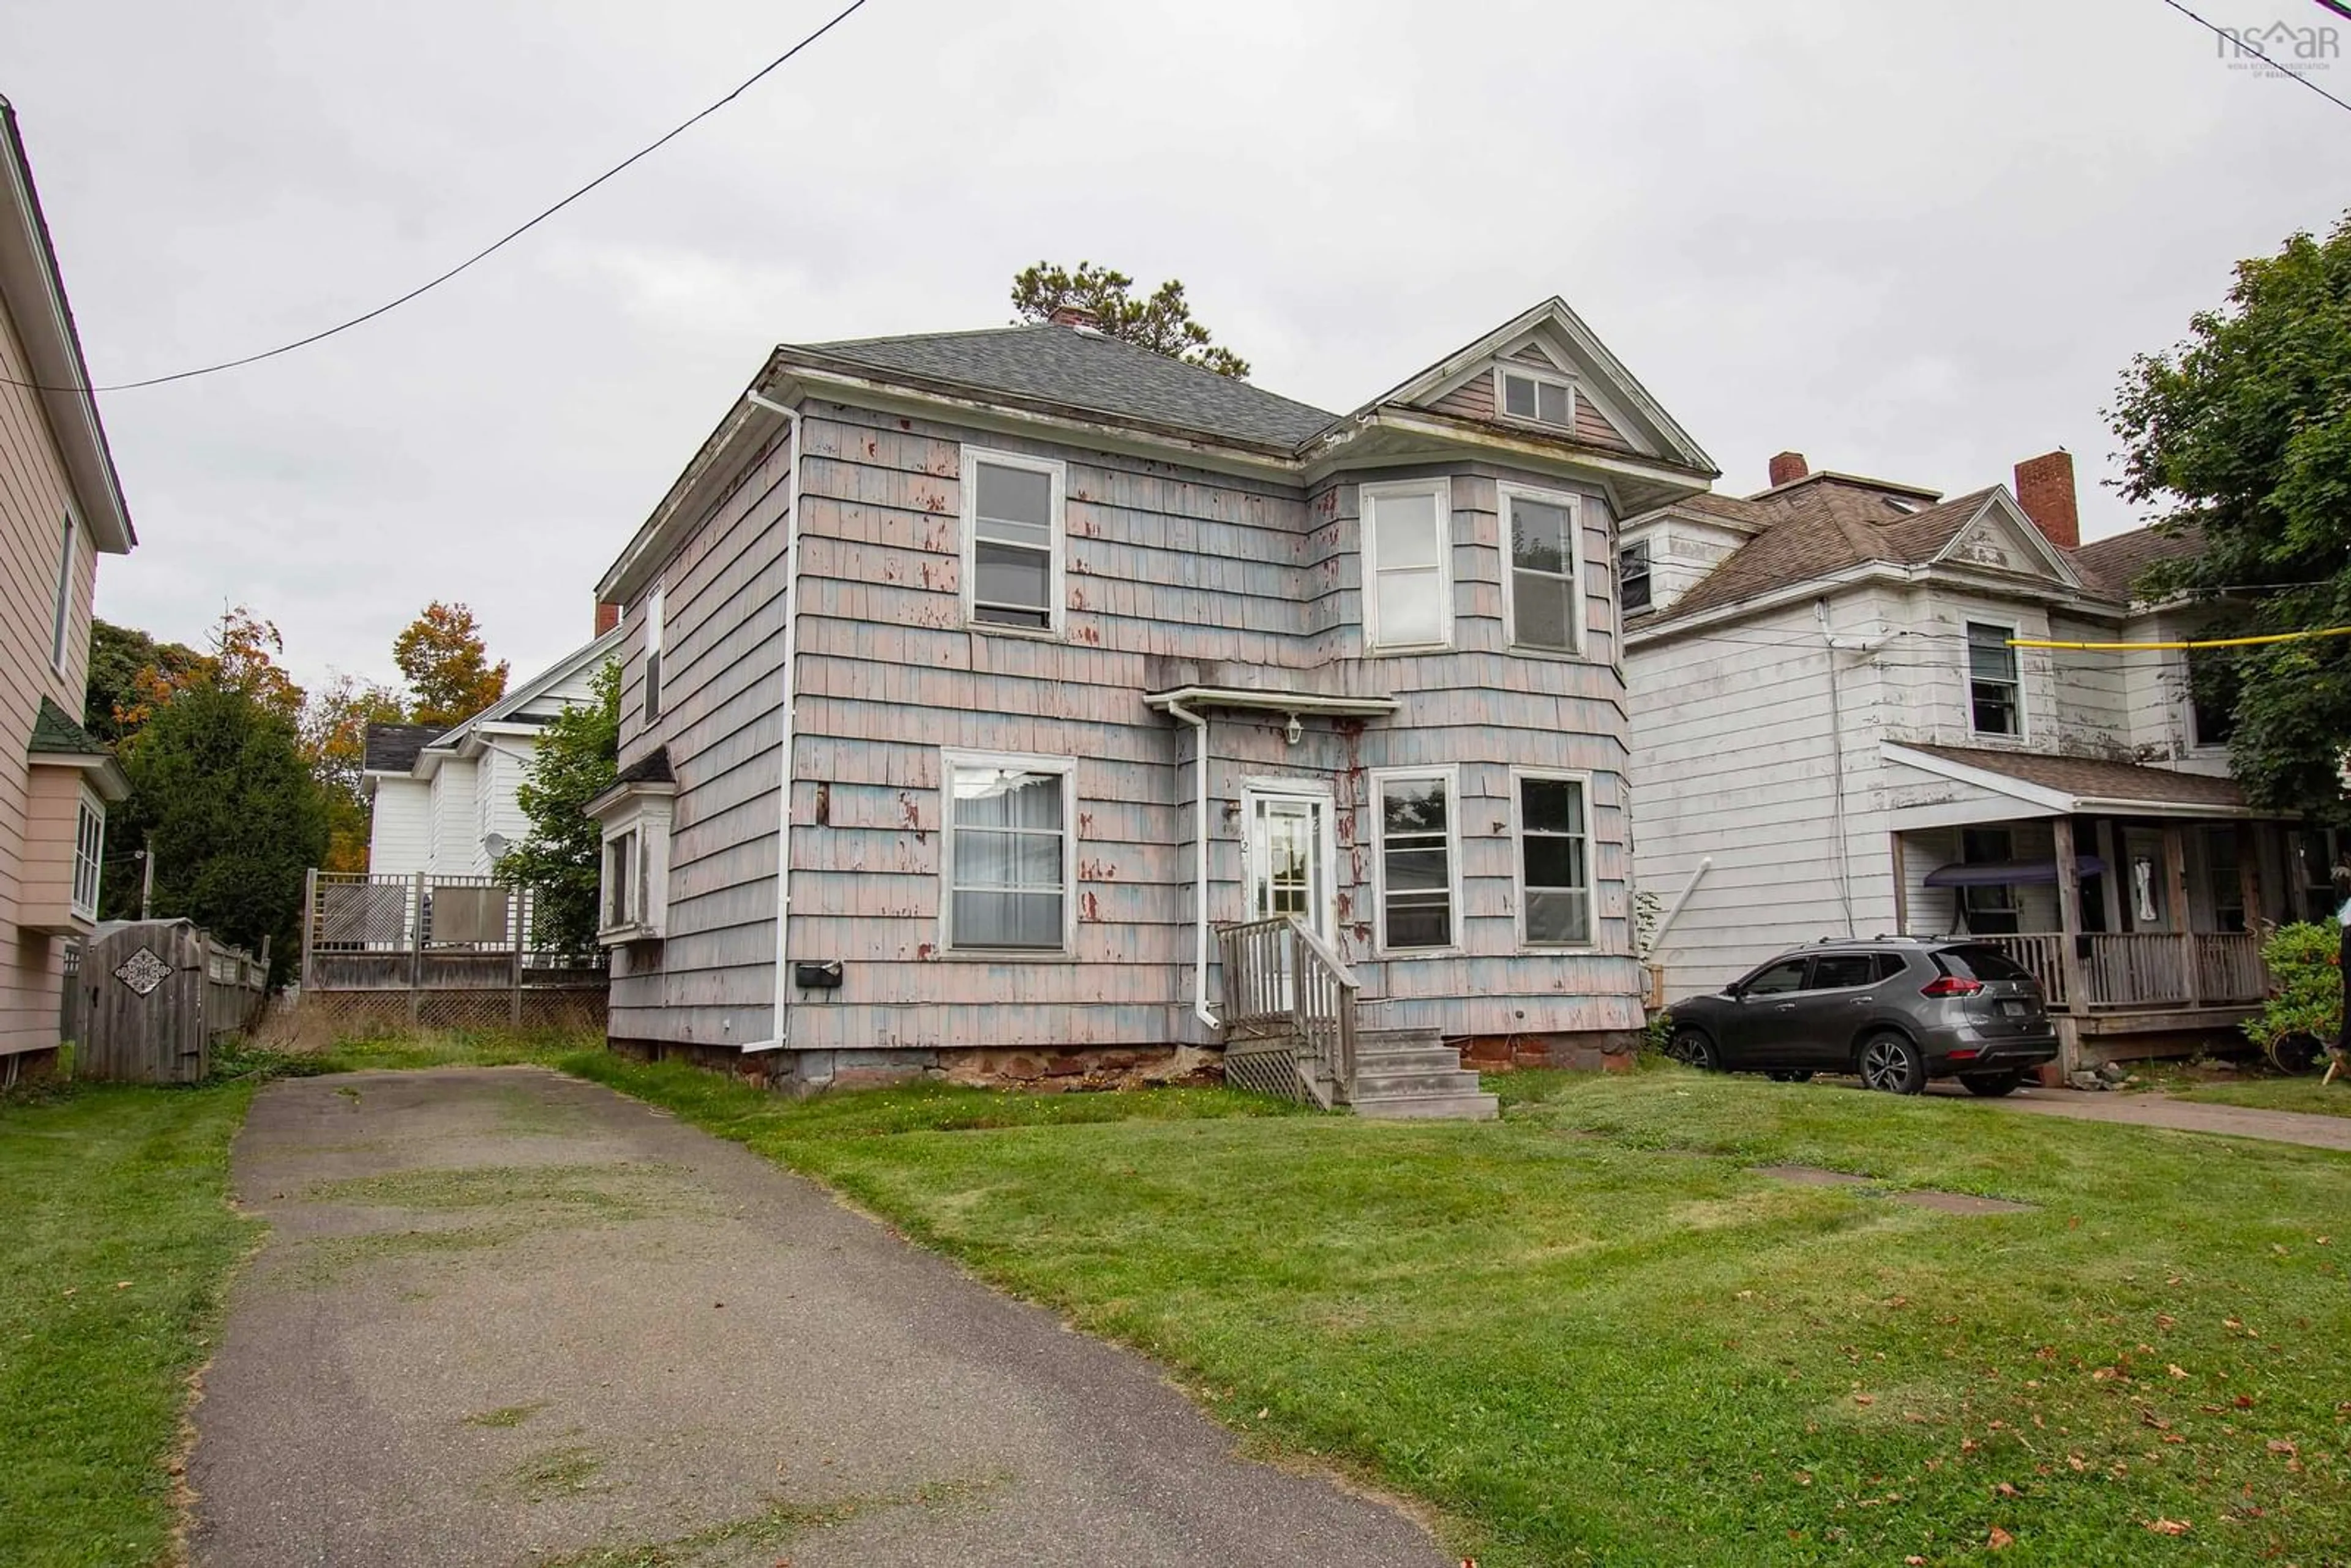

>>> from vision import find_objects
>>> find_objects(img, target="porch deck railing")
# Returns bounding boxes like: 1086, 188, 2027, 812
1215, 915, 1359, 1106
1981, 931, 2268, 1011
301, 869, 607, 1029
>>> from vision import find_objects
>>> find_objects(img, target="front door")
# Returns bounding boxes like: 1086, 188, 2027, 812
1244, 786, 1335, 1005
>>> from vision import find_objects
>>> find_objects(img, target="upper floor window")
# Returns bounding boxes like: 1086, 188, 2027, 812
1501, 485, 1581, 655
50, 512, 75, 673
1360, 480, 1452, 651
1966, 621, 2020, 737
963, 449, 1065, 634
943, 752, 1073, 951
1618, 539, 1653, 614
1496, 366, 1575, 430
1514, 771, 1591, 947
72, 793, 104, 921
2188, 648, 2237, 748
642, 581, 666, 724
1372, 768, 1458, 951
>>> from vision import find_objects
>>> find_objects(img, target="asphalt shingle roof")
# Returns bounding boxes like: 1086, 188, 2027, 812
1897, 743, 2249, 809
613, 746, 673, 787
27, 696, 107, 756
2072, 523, 2203, 599
362, 722, 443, 775
1651, 478, 1995, 625
788, 324, 1340, 450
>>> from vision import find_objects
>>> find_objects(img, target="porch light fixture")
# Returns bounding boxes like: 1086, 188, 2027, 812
1284, 714, 1303, 746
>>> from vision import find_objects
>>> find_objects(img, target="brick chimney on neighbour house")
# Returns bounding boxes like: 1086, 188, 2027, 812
595, 601, 621, 636
2012, 449, 2080, 550
1767, 451, 1809, 487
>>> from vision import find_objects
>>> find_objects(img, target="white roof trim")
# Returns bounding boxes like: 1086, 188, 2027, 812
430, 623, 624, 757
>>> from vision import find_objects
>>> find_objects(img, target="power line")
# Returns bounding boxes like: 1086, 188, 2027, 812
2154, 0, 2351, 118
3, 0, 877, 394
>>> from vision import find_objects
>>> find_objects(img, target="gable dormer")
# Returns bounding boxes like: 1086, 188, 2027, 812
1925, 490, 2084, 591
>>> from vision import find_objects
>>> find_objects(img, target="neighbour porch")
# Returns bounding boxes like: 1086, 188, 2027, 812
1883, 743, 2297, 1075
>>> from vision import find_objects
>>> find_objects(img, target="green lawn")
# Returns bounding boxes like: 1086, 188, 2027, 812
2154, 1074, 2351, 1120
569, 1054, 2351, 1567
0, 1078, 258, 1567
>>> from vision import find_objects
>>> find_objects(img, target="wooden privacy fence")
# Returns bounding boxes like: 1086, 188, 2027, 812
1217, 915, 1359, 1109
75, 919, 268, 1084
301, 870, 607, 1032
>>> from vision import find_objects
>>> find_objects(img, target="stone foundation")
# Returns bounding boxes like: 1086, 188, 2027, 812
604, 1038, 1221, 1097
1457, 1030, 1642, 1073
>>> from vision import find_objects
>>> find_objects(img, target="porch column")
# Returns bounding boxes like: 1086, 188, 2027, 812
2163, 824, 2197, 1005
2052, 816, 2088, 1015
2238, 823, 2265, 935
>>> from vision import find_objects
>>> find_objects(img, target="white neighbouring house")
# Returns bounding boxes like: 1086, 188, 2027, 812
1622, 448, 2308, 1075
362, 622, 623, 879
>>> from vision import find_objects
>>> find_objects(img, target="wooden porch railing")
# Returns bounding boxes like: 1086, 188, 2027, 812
1981, 931, 2268, 1011
1215, 915, 1359, 1106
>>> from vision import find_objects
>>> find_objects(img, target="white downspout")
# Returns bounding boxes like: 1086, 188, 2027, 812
749, 389, 800, 1050
1164, 699, 1218, 1029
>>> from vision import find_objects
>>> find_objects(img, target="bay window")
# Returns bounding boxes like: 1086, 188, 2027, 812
1372, 768, 1458, 951
1361, 480, 1452, 651
1501, 484, 1581, 654
1514, 772, 1591, 947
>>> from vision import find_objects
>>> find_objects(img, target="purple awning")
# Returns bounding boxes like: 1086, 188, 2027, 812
1924, 855, 2108, 888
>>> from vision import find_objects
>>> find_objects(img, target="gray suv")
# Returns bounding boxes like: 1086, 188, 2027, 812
1663, 938, 2058, 1096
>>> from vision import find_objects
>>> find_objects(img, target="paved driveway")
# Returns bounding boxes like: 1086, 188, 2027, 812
189, 1068, 1447, 1568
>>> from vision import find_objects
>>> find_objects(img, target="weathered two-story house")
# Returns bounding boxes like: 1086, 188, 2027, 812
588, 300, 1716, 1112
1624, 449, 2298, 1074
1, 99, 133, 1075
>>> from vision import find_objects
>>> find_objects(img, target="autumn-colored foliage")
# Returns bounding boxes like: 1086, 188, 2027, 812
394, 601, 509, 729
300, 673, 408, 871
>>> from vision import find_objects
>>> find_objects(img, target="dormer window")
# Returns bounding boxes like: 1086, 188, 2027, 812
1496, 367, 1575, 430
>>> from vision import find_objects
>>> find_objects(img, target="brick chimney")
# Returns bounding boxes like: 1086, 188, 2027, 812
595, 601, 621, 636
1767, 451, 1809, 487
1047, 304, 1098, 329
2012, 450, 2079, 550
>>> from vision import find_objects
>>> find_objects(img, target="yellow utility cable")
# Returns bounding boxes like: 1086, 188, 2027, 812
2009, 625, 2351, 652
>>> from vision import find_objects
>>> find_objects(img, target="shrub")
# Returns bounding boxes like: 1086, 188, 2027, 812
1641, 1007, 1674, 1056
2243, 921, 2342, 1056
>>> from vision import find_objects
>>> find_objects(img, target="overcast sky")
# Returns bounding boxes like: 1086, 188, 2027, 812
6, 0, 2347, 692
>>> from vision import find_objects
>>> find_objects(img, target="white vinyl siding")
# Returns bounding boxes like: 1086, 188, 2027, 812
962, 449, 1066, 634
1371, 767, 1461, 953
1499, 483, 1582, 655
942, 751, 1075, 953
1360, 479, 1452, 651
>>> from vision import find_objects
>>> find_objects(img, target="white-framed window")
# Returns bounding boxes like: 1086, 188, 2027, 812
1499, 482, 1583, 655
942, 751, 1075, 953
596, 789, 674, 943
71, 791, 104, 921
1618, 538, 1653, 614
50, 511, 75, 673
1370, 766, 1461, 953
603, 827, 640, 931
642, 581, 666, 725
1513, 770, 1591, 948
1966, 621, 2021, 737
962, 448, 1066, 634
1494, 365, 1576, 430
1360, 479, 1453, 652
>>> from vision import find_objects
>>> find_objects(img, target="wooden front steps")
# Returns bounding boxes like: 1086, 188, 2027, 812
1349, 1028, 1497, 1121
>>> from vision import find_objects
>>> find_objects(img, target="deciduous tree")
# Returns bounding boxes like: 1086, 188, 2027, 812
394, 601, 509, 729
84, 619, 203, 745
300, 674, 408, 872
495, 661, 618, 957
2112, 213, 2351, 820
1011, 261, 1251, 378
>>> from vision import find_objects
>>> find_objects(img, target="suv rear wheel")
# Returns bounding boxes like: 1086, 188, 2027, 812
1858, 1031, 1926, 1095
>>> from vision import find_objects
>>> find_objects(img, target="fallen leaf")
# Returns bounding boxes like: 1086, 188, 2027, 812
1854, 1394, 1875, 1406
2162, 1434, 2186, 1445
2268, 1439, 2298, 1457
1256, 1408, 1269, 1420
2156, 1313, 2177, 1330
2224, 1317, 2244, 1331
2092, 1367, 2120, 1381
114, 1281, 132, 1290
1907, 1558, 1925, 1566
2068, 1454, 2088, 1472
2169, 1365, 2189, 1379
2145, 1518, 2191, 1536
1795, 1471, 1813, 1486
1989, 1525, 2015, 1550
2234, 1395, 2255, 1409
1995, 1481, 2019, 1497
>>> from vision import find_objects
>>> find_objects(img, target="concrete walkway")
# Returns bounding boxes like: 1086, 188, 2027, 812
1926, 1080, 2351, 1152
189, 1068, 1447, 1568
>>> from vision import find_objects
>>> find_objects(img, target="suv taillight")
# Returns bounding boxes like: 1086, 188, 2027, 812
1921, 976, 1984, 998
